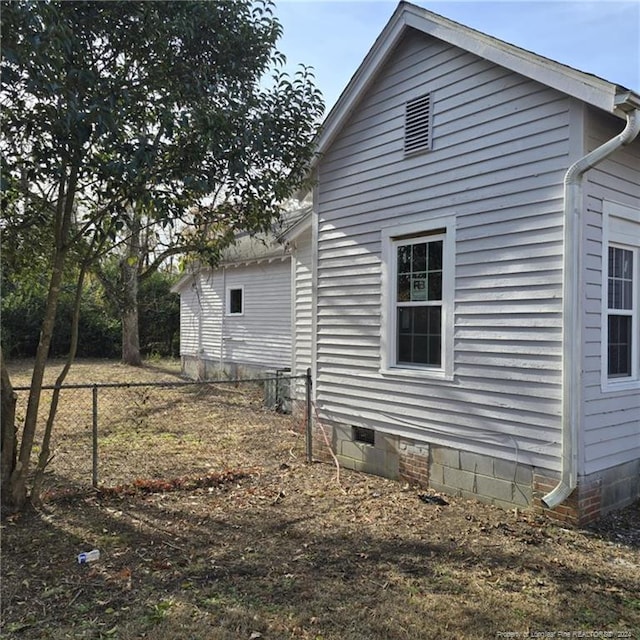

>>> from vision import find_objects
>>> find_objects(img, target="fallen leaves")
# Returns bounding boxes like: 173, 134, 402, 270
96, 469, 253, 498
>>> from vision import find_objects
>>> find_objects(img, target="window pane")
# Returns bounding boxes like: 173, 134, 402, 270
623, 280, 633, 309
621, 250, 633, 279
397, 275, 411, 302
398, 245, 411, 274
396, 306, 442, 366
412, 274, 427, 301
429, 336, 442, 366
428, 272, 442, 301
608, 315, 632, 377
428, 241, 443, 271
229, 289, 242, 314
427, 306, 441, 334
608, 247, 633, 311
611, 280, 623, 309
398, 334, 412, 363
398, 307, 412, 332
413, 243, 426, 272
413, 307, 428, 333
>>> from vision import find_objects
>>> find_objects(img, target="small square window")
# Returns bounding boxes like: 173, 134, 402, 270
226, 287, 243, 316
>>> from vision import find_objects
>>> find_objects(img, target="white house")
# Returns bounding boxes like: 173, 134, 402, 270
304, 2, 640, 525
174, 2, 639, 524
172, 205, 312, 380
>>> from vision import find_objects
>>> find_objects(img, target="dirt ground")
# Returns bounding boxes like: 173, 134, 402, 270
2, 360, 639, 640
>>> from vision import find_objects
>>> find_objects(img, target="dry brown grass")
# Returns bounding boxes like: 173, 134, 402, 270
2, 359, 639, 640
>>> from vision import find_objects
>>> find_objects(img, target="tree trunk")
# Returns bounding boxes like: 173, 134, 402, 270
7, 239, 69, 508
121, 213, 142, 366
4, 161, 78, 510
31, 263, 89, 504
1, 348, 18, 504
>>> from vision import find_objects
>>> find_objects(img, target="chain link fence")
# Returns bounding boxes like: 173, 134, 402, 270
13, 372, 312, 496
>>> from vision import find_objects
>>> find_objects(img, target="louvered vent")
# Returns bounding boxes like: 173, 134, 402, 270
404, 94, 431, 155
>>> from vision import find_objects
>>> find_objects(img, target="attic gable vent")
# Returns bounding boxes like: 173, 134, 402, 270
404, 93, 431, 156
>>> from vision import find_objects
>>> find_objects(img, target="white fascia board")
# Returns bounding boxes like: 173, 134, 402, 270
401, 5, 621, 115
315, 7, 407, 155
221, 254, 289, 269
170, 272, 196, 294
279, 210, 312, 243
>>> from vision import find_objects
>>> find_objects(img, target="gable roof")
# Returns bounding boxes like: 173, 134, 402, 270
316, 1, 640, 157
170, 204, 311, 293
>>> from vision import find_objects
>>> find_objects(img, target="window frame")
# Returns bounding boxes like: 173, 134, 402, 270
381, 215, 456, 380
601, 201, 640, 392
225, 285, 244, 317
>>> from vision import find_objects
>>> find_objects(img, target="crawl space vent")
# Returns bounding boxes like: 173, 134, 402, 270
353, 426, 375, 445
404, 93, 431, 155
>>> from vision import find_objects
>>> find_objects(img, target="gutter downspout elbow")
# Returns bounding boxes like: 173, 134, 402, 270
542, 107, 640, 509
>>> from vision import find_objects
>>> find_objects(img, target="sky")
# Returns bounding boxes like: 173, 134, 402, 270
273, 0, 640, 114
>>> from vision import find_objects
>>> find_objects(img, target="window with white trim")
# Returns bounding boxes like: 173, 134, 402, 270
226, 286, 243, 316
602, 201, 640, 390
395, 235, 443, 366
381, 216, 455, 379
607, 245, 635, 377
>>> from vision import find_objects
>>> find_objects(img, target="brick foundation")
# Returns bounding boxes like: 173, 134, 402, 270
398, 440, 429, 488
311, 422, 335, 464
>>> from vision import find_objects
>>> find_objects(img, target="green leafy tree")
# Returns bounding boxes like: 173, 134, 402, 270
0, 0, 323, 509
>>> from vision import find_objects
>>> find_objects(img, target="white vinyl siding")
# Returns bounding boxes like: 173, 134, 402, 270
179, 260, 292, 371
582, 107, 640, 476
292, 229, 313, 374
315, 28, 570, 471
292, 228, 313, 398
178, 282, 201, 356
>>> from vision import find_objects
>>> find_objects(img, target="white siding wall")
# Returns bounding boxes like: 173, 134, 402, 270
292, 228, 313, 382
316, 29, 572, 471
180, 259, 292, 370
221, 260, 292, 369
178, 282, 201, 356
198, 270, 223, 361
582, 108, 640, 475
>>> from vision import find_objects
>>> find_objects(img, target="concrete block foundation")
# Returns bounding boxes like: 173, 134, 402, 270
322, 423, 639, 525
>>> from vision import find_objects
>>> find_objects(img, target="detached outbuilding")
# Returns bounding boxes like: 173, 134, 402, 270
306, 2, 639, 524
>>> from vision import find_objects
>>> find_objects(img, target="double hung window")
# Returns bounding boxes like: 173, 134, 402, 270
395, 236, 443, 367
602, 201, 639, 390
607, 245, 635, 378
381, 215, 455, 379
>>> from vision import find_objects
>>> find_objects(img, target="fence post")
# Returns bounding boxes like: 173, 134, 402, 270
305, 368, 312, 463
92, 384, 98, 488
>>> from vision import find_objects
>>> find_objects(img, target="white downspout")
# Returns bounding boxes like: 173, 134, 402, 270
542, 104, 640, 509
220, 266, 226, 371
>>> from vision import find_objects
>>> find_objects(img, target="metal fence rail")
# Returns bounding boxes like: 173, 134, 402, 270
13, 370, 312, 493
